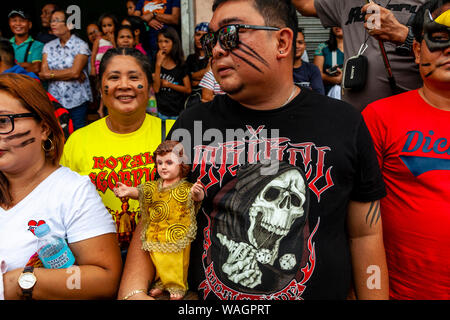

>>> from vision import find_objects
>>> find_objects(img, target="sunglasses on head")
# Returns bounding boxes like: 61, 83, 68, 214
200, 24, 280, 58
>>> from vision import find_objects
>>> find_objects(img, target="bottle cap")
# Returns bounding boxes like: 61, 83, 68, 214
34, 224, 50, 238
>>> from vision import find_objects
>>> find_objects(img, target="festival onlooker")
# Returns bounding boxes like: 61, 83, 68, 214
86, 23, 102, 48
153, 27, 191, 119
121, 0, 388, 300
8, 9, 44, 74
0, 39, 74, 141
134, 0, 181, 58
293, 28, 325, 94
116, 26, 136, 49
185, 22, 210, 108
198, 69, 225, 102
0, 73, 121, 300
293, 0, 426, 111
61, 48, 175, 260
121, 16, 148, 56
91, 13, 118, 76
36, 3, 58, 44
362, 0, 450, 299
127, 0, 139, 16
313, 27, 344, 97
39, 9, 92, 131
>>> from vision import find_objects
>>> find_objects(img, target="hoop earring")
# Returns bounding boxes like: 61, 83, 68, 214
42, 138, 55, 152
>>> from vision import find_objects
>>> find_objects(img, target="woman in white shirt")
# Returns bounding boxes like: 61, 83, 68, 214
39, 9, 92, 131
0, 73, 121, 300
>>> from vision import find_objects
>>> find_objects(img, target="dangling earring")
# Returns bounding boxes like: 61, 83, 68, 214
42, 138, 55, 152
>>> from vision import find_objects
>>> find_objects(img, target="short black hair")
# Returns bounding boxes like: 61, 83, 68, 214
212, 0, 298, 60
412, 0, 450, 42
98, 47, 153, 86
0, 38, 15, 66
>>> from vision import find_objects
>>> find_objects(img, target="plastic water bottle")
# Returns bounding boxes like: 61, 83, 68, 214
35, 224, 75, 269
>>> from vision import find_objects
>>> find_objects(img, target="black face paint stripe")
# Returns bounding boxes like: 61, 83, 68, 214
104, 85, 109, 95
425, 69, 435, 77
16, 138, 36, 148
237, 42, 270, 67
230, 51, 263, 73
421, 63, 432, 66
5, 130, 31, 141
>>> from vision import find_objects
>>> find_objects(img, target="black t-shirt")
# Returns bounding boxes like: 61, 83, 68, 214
168, 88, 386, 300
155, 64, 188, 117
185, 53, 209, 90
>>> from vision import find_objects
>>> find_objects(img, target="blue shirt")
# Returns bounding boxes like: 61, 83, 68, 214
2, 64, 40, 80
293, 61, 325, 95
135, 0, 181, 53
43, 34, 92, 109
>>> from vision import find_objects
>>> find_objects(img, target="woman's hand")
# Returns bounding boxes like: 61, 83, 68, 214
155, 50, 166, 67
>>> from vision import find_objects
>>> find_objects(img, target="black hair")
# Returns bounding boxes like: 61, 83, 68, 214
122, 15, 147, 43
157, 26, 185, 65
115, 25, 135, 45
212, 0, 298, 60
326, 28, 338, 52
98, 13, 119, 34
0, 38, 15, 66
98, 47, 153, 85
44, 3, 61, 14
412, 0, 450, 42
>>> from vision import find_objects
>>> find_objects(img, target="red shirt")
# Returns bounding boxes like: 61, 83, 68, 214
363, 90, 450, 300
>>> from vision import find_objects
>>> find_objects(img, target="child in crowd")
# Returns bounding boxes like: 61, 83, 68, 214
153, 27, 191, 120
91, 13, 118, 76
121, 16, 148, 56
126, 0, 139, 16
114, 140, 204, 300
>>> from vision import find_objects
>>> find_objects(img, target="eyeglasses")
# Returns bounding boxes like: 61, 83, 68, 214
0, 113, 38, 134
200, 24, 280, 58
50, 19, 65, 24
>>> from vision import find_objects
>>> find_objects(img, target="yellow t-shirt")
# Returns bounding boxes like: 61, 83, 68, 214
61, 114, 174, 248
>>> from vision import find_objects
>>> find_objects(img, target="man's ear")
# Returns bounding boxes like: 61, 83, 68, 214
276, 27, 294, 59
412, 39, 421, 65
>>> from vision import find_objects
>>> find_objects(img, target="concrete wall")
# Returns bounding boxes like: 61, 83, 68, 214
194, 0, 214, 25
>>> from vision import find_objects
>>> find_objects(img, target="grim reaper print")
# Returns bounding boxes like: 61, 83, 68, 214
201, 161, 318, 299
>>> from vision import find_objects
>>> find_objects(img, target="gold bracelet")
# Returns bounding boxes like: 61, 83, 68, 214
122, 289, 147, 300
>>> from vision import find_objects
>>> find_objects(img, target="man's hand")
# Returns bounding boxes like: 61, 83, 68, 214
148, 18, 164, 31
362, 2, 409, 44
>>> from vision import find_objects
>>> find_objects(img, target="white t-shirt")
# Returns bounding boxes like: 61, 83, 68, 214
0, 166, 116, 272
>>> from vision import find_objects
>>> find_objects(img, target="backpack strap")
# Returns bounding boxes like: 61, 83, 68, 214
23, 39, 34, 63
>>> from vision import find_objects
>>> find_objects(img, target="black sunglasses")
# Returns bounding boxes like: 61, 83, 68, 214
0, 113, 38, 134
200, 24, 280, 58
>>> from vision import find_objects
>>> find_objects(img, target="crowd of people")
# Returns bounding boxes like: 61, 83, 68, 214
0, 0, 449, 301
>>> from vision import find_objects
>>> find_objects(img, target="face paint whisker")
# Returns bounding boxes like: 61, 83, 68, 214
5, 130, 31, 141
421, 63, 432, 66
16, 138, 36, 148
230, 51, 263, 73
425, 69, 436, 77
238, 42, 270, 67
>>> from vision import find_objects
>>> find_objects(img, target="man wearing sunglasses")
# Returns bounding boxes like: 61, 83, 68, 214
123, 0, 388, 300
